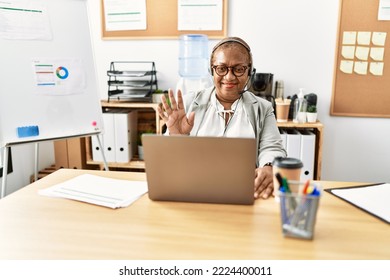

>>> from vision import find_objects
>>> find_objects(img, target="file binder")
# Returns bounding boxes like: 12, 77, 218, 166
96, 110, 138, 163
299, 130, 316, 181
279, 128, 288, 150
102, 113, 116, 162
91, 135, 104, 162
285, 129, 301, 159
114, 111, 137, 163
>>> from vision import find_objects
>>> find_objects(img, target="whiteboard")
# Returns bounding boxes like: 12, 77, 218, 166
0, 0, 103, 147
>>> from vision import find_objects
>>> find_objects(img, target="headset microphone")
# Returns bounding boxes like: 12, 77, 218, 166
237, 68, 255, 95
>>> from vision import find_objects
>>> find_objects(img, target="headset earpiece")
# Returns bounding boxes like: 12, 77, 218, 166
209, 65, 214, 76
249, 67, 256, 77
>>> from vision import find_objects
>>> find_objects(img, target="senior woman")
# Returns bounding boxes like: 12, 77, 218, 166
158, 37, 286, 199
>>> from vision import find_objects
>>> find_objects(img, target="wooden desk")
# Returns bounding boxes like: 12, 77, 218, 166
0, 169, 388, 260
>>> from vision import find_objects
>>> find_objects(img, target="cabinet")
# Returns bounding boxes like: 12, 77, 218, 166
85, 100, 164, 171
107, 61, 158, 102
277, 121, 324, 180
54, 138, 87, 169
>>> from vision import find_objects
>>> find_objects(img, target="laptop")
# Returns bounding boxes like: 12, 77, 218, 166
142, 134, 256, 205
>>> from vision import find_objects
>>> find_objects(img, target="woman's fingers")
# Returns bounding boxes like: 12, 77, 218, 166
161, 93, 173, 114
176, 89, 184, 110
157, 105, 167, 120
168, 89, 178, 111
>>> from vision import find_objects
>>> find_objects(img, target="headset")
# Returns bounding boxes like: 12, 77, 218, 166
209, 37, 255, 77
209, 37, 256, 94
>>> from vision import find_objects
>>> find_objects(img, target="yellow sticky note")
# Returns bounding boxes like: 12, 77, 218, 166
354, 61, 368, 75
372, 32, 387, 46
342, 31, 356, 45
357, 31, 371, 45
370, 47, 385, 61
341, 46, 355, 59
355, 46, 370, 60
369, 62, 384, 76
340, 60, 354, 74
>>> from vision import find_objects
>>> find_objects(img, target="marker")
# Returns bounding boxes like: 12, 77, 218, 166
275, 172, 283, 190
306, 185, 314, 194
282, 176, 297, 210
282, 177, 291, 193
303, 180, 310, 194
311, 185, 321, 196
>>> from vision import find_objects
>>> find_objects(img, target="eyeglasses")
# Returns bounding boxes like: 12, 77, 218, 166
211, 65, 249, 77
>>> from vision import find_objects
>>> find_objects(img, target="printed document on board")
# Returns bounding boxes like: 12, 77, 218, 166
0, 0, 52, 40
178, 0, 223, 30
103, 0, 147, 31
32, 58, 87, 95
378, 0, 390, 20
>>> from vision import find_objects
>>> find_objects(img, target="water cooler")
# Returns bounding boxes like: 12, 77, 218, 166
176, 34, 212, 101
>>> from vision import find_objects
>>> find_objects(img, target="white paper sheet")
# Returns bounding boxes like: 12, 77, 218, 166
328, 183, 390, 223
378, 0, 390, 20
38, 174, 148, 209
178, 0, 223, 31
32, 58, 87, 95
0, 0, 52, 40
103, 0, 147, 31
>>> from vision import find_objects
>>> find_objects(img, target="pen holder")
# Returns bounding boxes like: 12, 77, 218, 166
279, 191, 321, 240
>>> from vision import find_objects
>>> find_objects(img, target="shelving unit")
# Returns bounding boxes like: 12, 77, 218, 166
84, 101, 323, 177
85, 100, 164, 171
277, 121, 324, 180
107, 61, 158, 102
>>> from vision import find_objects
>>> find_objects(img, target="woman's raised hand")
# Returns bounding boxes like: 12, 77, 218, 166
157, 89, 195, 135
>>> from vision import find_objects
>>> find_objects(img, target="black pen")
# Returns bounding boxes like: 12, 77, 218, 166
275, 172, 283, 190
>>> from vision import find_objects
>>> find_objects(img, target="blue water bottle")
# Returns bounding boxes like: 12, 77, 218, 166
178, 34, 209, 78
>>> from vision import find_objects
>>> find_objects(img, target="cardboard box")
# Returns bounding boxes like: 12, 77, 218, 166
54, 138, 87, 169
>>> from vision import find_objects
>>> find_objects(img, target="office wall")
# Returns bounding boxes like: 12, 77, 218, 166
86, 0, 390, 183
2, 0, 389, 196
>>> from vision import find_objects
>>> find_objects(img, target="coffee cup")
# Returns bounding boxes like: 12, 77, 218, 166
272, 157, 303, 195
275, 98, 291, 122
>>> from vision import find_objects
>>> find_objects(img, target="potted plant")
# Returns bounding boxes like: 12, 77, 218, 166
306, 105, 317, 123
137, 130, 154, 160
152, 89, 168, 103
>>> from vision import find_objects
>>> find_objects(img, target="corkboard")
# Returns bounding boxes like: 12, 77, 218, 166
101, 0, 228, 39
331, 0, 390, 117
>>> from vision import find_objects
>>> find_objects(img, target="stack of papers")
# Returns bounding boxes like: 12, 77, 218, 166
38, 174, 148, 209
